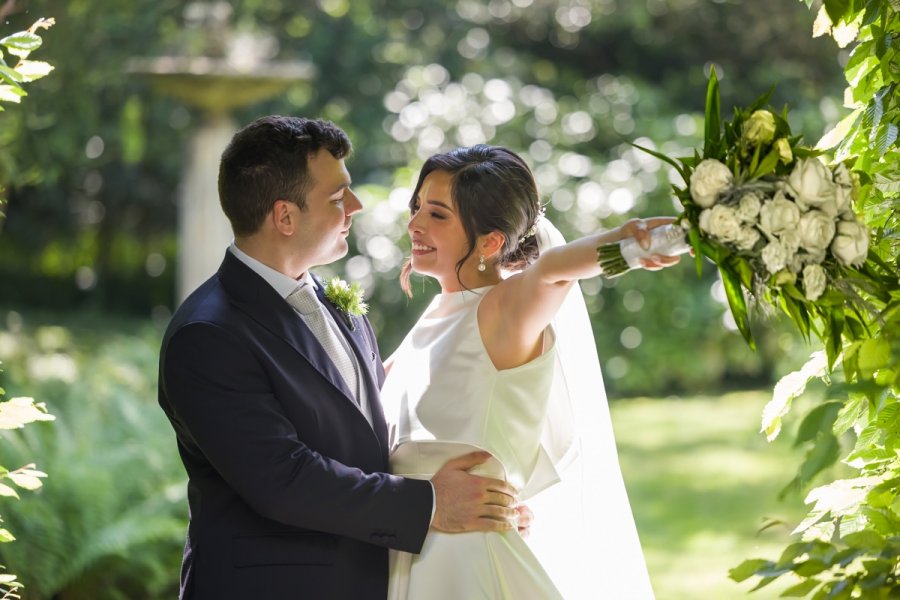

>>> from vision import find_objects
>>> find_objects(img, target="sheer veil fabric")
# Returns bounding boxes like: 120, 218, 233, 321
520, 219, 655, 599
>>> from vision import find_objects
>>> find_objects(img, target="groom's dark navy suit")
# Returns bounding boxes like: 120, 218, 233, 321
158, 251, 433, 599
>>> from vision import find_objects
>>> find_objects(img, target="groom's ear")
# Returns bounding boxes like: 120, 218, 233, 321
271, 199, 296, 236
479, 231, 505, 260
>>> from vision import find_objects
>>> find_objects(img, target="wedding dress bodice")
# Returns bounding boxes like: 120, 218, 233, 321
382, 285, 560, 497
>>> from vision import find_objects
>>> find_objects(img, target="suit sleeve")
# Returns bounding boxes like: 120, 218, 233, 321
161, 320, 433, 553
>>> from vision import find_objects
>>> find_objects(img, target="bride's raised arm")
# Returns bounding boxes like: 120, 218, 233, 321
478, 217, 678, 370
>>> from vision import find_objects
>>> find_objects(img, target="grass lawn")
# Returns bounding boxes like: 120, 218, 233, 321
612, 391, 811, 600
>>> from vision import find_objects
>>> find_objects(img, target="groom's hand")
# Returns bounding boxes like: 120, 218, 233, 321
430, 451, 518, 533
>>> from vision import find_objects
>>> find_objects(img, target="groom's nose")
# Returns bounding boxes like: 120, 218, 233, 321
344, 189, 362, 216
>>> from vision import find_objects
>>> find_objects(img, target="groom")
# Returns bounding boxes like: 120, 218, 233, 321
158, 116, 519, 600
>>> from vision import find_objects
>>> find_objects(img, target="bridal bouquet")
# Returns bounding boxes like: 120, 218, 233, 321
600, 69, 890, 357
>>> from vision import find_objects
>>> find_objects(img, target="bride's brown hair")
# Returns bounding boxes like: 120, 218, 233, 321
400, 145, 543, 297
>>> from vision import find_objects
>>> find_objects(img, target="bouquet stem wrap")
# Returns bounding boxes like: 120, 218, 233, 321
596, 224, 692, 276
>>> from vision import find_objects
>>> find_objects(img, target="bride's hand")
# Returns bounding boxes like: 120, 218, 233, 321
618, 216, 684, 271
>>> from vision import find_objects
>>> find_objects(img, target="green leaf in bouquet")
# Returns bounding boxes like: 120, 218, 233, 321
748, 141, 762, 176
703, 67, 722, 159
628, 141, 688, 184
719, 263, 755, 349
750, 146, 782, 179
780, 293, 812, 343
689, 227, 704, 277
822, 308, 845, 371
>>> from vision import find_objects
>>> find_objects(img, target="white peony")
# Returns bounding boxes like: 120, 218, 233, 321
831, 219, 869, 266
761, 241, 789, 274
788, 158, 838, 216
735, 226, 761, 251
797, 209, 836, 252
736, 191, 763, 223
699, 204, 742, 242
802, 264, 827, 301
690, 159, 733, 208
759, 193, 801, 234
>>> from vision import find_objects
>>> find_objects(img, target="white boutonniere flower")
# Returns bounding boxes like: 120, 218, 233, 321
323, 277, 368, 331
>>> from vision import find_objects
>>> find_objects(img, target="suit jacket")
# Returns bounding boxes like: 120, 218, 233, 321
158, 251, 433, 600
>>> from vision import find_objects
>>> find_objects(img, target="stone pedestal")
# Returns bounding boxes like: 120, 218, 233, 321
177, 114, 236, 301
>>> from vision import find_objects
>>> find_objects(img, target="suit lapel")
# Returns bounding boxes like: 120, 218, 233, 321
217, 253, 358, 407
314, 276, 390, 449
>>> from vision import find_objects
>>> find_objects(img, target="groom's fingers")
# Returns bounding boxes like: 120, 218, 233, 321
439, 450, 492, 472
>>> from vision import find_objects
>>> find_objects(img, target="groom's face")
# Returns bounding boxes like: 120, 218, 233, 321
293, 150, 362, 267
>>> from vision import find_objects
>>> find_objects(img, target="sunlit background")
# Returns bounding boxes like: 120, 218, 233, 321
0, 1, 849, 598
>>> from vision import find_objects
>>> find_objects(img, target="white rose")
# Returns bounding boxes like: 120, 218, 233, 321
735, 226, 761, 251
831, 163, 855, 217
830, 219, 869, 267
736, 191, 763, 223
779, 230, 801, 255
761, 241, 789, 274
759, 194, 801, 234
788, 158, 838, 216
690, 159, 733, 208
802, 264, 827, 301
700, 204, 742, 242
797, 209, 837, 252
743, 110, 776, 145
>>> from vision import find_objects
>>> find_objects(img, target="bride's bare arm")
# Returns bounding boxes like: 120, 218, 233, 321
479, 217, 678, 370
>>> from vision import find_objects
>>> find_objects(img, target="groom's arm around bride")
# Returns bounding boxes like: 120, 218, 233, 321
158, 115, 517, 600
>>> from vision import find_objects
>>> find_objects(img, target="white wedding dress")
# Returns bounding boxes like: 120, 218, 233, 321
382, 279, 654, 599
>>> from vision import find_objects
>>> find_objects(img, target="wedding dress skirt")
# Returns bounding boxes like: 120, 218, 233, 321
382, 285, 653, 599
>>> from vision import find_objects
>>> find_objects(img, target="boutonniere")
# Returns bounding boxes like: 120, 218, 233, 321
323, 277, 368, 331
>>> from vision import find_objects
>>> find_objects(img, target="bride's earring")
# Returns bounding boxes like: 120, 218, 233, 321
477, 255, 486, 272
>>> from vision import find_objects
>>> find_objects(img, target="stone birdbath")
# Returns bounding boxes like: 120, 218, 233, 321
129, 2, 313, 302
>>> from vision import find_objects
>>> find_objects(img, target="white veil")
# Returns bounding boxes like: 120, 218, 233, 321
523, 219, 655, 599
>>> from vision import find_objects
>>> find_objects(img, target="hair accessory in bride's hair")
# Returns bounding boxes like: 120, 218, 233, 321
518, 204, 546, 245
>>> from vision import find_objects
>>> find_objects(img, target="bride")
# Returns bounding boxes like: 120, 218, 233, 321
380, 144, 676, 599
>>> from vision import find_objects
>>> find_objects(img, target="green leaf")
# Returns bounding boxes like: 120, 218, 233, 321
833, 395, 867, 436
795, 402, 843, 447
0, 482, 18, 498
704, 68, 722, 159
816, 108, 863, 150
858, 338, 890, 379
729, 559, 774, 582
751, 146, 782, 179
719, 263, 755, 349
874, 123, 898, 158
823, 0, 851, 24
842, 529, 885, 551
629, 141, 688, 184
0, 63, 24, 85
0, 31, 42, 58
798, 433, 840, 487
14, 59, 53, 83
781, 579, 821, 597
0, 84, 25, 103
794, 559, 828, 576
0, 528, 15, 543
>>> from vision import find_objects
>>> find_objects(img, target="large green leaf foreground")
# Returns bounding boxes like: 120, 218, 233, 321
724, 0, 900, 596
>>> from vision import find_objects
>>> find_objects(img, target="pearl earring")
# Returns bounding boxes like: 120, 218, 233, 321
477, 255, 486, 272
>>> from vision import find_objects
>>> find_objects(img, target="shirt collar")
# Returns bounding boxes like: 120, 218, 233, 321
228, 242, 316, 299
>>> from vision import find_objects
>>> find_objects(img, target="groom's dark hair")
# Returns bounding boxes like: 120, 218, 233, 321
218, 115, 352, 236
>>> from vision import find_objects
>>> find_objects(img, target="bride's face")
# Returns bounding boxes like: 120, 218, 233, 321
407, 170, 475, 292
